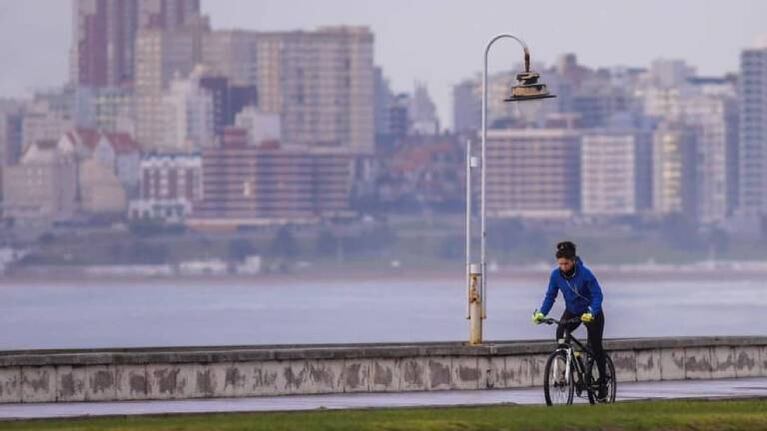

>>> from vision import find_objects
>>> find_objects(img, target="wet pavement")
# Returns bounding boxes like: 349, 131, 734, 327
0, 377, 765, 421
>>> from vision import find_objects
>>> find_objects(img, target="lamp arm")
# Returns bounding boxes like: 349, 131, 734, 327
479, 33, 530, 319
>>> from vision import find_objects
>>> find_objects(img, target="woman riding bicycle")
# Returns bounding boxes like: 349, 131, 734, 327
532, 241, 608, 400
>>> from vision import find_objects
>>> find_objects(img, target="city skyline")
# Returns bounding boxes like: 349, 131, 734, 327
1, 0, 767, 129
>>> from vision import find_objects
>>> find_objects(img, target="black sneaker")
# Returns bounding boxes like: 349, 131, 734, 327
597, 380, 609, 401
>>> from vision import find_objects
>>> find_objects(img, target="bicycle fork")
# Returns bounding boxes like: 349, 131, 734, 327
552, 348, 572, 384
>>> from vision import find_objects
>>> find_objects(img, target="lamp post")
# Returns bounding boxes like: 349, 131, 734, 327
467, 34, 556, 345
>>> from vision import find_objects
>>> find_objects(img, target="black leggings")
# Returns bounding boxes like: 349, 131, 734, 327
555, 310, 606, 382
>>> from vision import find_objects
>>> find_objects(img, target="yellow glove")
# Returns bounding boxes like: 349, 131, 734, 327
532, 311, 545, 324
581, 312, 594, 323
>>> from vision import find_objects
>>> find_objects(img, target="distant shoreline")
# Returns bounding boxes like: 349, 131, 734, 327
1, 264, 765, 286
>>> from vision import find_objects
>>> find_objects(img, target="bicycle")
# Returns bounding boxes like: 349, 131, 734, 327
540, 316, 616, 406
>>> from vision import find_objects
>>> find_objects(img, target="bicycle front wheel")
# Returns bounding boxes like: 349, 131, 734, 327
544, 349, 574, 406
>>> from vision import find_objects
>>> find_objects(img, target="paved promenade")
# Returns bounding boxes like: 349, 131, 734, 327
1, 377, 765, 421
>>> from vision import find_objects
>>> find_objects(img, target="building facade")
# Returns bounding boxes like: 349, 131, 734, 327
581, 132, 637, 216
70, 0, 139, 87
652, 122, 699, 218
134, 17, 209, 149
738, 46, 767, 219
485, 128, 581, 219
191, 145, 354, 226
2, 141, 78, 224
202, 27, 375, 154
162, 70, 215, 152
131, 153, 202, 221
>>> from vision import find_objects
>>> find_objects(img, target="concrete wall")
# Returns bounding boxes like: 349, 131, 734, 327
0, 337, 765, 403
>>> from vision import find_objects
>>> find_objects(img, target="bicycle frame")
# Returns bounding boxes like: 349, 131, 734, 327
546, 317, 595, 398
539, 315, 616, 405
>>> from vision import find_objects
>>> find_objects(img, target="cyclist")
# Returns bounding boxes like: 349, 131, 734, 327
532, 241, 607, 400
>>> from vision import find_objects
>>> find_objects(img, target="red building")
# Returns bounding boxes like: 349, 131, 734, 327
71, 0, 202, 87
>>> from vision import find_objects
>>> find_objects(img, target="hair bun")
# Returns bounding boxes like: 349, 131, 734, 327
556, 241, 576, 253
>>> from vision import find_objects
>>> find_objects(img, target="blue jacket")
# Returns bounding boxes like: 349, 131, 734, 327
540, 257, 603, 316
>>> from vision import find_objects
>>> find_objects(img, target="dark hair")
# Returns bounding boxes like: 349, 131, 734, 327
555, 241, 576, 260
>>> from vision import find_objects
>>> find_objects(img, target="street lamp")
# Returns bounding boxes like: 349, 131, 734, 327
466, 34, 556, 345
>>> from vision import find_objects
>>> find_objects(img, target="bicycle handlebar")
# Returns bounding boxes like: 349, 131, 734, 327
541, 317, 582, 325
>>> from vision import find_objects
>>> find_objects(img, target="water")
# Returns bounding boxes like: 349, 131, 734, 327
0, 278, 764, 350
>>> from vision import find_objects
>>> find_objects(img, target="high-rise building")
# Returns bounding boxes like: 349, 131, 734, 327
409, 82, 440, 135
652, 122, 699, 218
641, 68, 739, 225
200, 30, 259, 86
71, 0, 201, 88
571, 83, 632, 128
134, 16, 209, 149
162, 70, 215, 153
681, 90, 738, 224
198, 74, 259, 137
70, 0, 139, 87
486, 128, 581, 218
138, 0, 201, 30
73, 86, 135, 134
648, 59, 696, 89
198, 75, 228, 138
388, 94, 411, 140
374, 67, 394, 138
0, 102, 23, 166
452, 79, 480, 134
738, 46, 767, 218
581, 132, 637, 216
202, 27, 375, 154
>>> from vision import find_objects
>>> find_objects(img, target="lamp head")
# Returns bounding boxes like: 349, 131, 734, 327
504, 71, 556, 123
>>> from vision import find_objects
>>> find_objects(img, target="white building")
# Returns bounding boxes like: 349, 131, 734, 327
234, 106, 281, 145
130, 153, 202, 222
163, 70, 215, 152
581, 133, 636, 216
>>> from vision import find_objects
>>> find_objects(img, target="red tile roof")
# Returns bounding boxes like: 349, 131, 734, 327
72, 128, 102, 150
67, 128, 140, 154
106, 132, 140, 154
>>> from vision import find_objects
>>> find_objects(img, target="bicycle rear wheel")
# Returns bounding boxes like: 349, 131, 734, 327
587, 354, 617, 404
544, 349, 574, 406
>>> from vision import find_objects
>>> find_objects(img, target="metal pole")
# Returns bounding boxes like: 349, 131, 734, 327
481, 47, 487, 320
469, 263, 482, 345
481, 34, 531, 322
466, 140, 472, 320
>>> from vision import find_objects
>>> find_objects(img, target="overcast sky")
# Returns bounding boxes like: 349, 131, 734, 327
1, 0, 766, 127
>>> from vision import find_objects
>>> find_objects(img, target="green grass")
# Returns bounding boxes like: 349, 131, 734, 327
2, 399, 766, 431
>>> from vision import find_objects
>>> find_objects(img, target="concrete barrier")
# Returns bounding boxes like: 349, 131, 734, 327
0, 337, 764, 403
